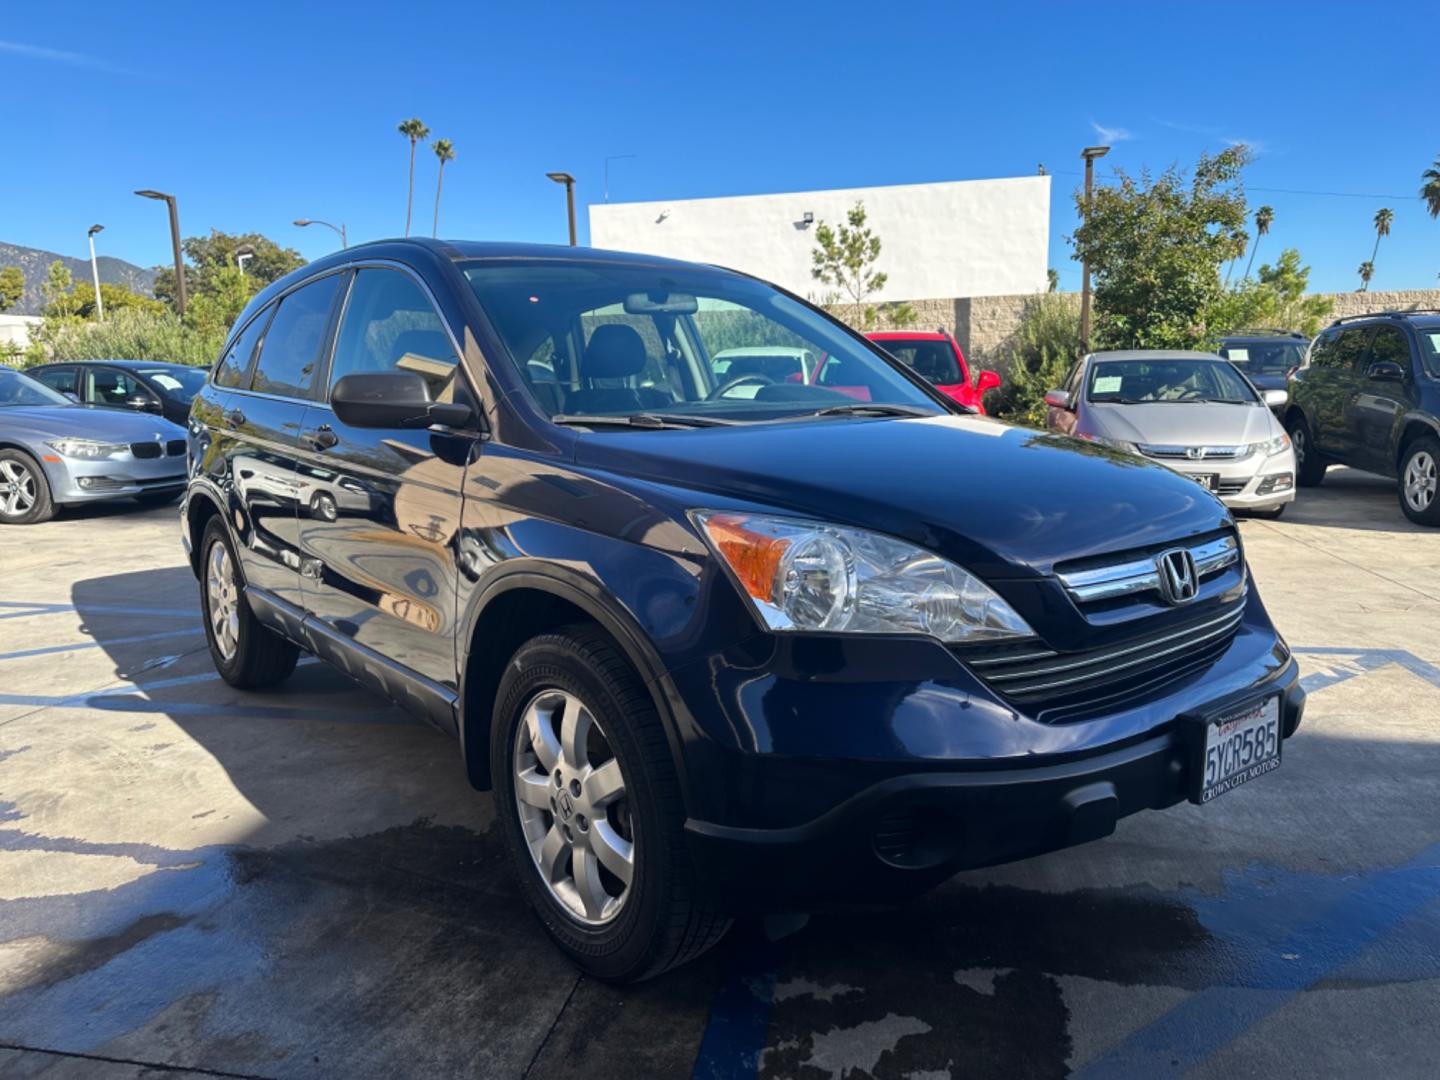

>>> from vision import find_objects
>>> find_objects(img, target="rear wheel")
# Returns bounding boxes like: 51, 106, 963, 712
492, 626, 729, 982
0, 449, 55, 525
1286, 415, 1327, 487
1399, 436, 1440, 526
199, 517, 299, 688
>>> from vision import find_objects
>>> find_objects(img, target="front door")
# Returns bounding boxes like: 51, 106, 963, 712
1308, 326, 1372, 461
1350, 324, 1416, 475
294, 265, 475, 699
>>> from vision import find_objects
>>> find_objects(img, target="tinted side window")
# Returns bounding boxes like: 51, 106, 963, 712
88, 367, 155, 406
1367, 326, 1411, 369
1333, 328, 1373, 371
215, 308, 272, 388
251, 274, 343, 398
1307, 330, 1340, 369
34, 366, 78, 395
330, 269, 458, 400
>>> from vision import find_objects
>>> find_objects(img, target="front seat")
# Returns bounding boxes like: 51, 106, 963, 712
564, 324, 671, 414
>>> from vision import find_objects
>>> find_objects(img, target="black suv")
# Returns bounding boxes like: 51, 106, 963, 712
1283, 311, 1440, 525
182, 240, 1303, 981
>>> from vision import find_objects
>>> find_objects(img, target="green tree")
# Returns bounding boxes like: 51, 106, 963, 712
153, 231, 304, 311
988, 292, 1081, 427
1368, 207, 1394, 283
182, 264, 255, 340
1070, 147, 1250, 350
1209, 248, 1333, 337
40, 261, 78, 318
1242, 205, 1274, 280
0, 266, 24, 313
48, 281, 165, 321
398, 117, 430, 237
811, 202, 890, 328
1357, 260, 1375, 292
432, 137, 455, 238
1421, 155, 1440, 218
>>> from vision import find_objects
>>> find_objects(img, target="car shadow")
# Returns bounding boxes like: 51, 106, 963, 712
0, 565, 1435, 1077
1278, 467, 1429, 533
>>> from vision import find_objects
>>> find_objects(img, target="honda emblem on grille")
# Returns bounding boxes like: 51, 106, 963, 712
1185, 447, 1205, 460
1155, 548, 1199, 605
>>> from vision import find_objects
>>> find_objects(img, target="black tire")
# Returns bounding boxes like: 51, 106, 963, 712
0, 448, 56, 525
1247, 504, 1286, 520
491, 626, 729, 982
199, 517, 299, 688
134, 490, 181, 507
1398, 435, 1440, 527
1286, 414, 1327, 487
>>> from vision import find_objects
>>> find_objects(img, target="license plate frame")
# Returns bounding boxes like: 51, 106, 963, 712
1182, 694, 1282, 805
1190, 472, 1220, 491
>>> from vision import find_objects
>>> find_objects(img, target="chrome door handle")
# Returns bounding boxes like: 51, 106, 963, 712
224, 408, 246, 428
309, 425, 339, 451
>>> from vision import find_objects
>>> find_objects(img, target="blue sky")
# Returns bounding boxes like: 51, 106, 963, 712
3, 1, 1436, 295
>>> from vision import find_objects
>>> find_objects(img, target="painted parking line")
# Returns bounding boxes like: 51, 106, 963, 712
0, 628, 201, 663
0, 601, 197, 620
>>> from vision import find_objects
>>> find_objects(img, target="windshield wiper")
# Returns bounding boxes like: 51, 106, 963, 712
551, 413, 733, 429
808, 403, 939, 418
1199, 399, 1252, 405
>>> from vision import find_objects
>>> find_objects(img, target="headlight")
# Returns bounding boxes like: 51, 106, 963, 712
691, 511, 1035, 643
1258, 433, 1291, 456
46, 438, 128, 459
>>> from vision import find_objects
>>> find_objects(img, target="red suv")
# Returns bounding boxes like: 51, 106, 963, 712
865, 331, 1001, 413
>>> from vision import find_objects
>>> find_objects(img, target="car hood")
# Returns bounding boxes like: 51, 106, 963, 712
1087, 402, 1278, 447
0, 404, 187, 441
574, 413, 1231, 580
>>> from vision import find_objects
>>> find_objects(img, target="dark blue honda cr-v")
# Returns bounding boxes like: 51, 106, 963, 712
181, 240, 1304, 981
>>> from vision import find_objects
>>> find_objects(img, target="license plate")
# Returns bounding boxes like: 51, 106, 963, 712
1191, 695, 1281, 804
1190, 473, 1219, 491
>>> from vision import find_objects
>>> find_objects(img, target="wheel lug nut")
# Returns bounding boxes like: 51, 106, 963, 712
554, 770, 563, 786
570, 779, 582, 797
563, 824, 573, 842
577, 814, 588, 831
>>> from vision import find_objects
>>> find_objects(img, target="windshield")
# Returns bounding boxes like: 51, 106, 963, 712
461, 260, 941, 422
870, 338, 965, 385
138, 366, 207, 399
1087, 359, 1258, 404
0, 368, 72, 407
1217, 340, 1306, 375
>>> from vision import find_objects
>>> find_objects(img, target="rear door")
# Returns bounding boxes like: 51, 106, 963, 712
31, 365, 80, 400
1309, 326, 1372, 461
294, 265, 474, 702
228, 272, 346, 610
1350, 324, 1417, 475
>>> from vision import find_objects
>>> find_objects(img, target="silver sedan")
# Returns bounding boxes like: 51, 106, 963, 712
0, 366, 189, 525
1044, 350, 1297, 517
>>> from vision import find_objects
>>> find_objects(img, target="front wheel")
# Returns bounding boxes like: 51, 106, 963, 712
199, 518, 299, 688
1399, 436, 1440, 526
1286, 415, 1327, 487
491, 626, 729, 982
0, 449, 55, 525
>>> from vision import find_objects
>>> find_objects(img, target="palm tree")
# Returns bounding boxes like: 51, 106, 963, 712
431, 138, 455, 238
1243, 205, 1274, 280
1357, 261, 1375, 292
1368, 207, 1394, 286
397, 117, 430, 236
1422, 155, 1440, 219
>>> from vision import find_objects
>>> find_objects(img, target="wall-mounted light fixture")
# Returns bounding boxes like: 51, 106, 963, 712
802, 211, 815, 226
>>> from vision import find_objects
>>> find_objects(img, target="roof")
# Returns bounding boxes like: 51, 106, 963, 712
28, 358, 190, 371
1089, 350, 1226, 362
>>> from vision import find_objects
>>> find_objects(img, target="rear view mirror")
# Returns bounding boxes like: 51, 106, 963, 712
976, 370, 1002, 394
1262, 388, 1288, 408
623, 291, 698, 315
1044, 389, 1073, 411
331, 372, 473, 430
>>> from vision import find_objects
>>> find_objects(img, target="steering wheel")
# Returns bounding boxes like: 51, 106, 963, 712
707, 373, 776, 400
1172, 387, 1205, 401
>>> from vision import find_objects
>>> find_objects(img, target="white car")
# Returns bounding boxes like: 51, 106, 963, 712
1044, 350, 1297, 518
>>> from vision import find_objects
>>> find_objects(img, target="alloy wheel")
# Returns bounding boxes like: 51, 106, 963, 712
0, 460, 36, 517
513, 689, 635, 925
1291, 427, 1306, 468
1404, 450, 1437, 513
206, 541, 240, 661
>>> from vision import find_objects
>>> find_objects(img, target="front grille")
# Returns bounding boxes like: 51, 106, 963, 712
166, 439, 186, 457
957, 597, 1246, 722
1055, 530, 1239, 604
1217, 480, 1248, 496
130, 442, 161, 459
1139, 444, 1249, 461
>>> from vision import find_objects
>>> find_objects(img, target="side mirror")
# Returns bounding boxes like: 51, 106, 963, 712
331, 371, 474, 430
975, 369, 1002, 394
1262, 388, 1288, 408
1044, 388, 1073, 411
1367, 360, 1405, 381
126, 394, 162, 414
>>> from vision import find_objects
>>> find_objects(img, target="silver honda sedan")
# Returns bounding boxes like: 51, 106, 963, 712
0, 366, 189, 525
1044, 350, 1297, 517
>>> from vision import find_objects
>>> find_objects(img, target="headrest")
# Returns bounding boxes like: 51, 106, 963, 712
583, 324, 648, 379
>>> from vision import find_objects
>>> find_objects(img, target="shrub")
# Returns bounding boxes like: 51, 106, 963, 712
22, 308, 224, 368
989, 293, 1080, 427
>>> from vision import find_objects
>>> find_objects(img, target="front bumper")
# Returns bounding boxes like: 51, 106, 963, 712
1153, 449, 1297, 511
686, 659, 1304, 911
44, 453, 186, 505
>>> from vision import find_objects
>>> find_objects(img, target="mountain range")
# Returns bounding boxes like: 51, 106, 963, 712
0, 242, 158, 316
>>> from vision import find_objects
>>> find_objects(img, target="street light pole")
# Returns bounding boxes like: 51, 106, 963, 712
293, 218, 348, 248
86, 224, 105, 322
603, 154, 636, 202
1078, 145, 1110, 355
234, 243, 255, 275
546, 172, 577, 246
135, 189, 186, 316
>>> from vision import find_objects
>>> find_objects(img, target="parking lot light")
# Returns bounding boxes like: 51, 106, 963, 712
135, 189, 187, 316
1079, 145, 1110, 355
86, 224, 105, 321
293, 218, 348, 249
546, 172, 577, 246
